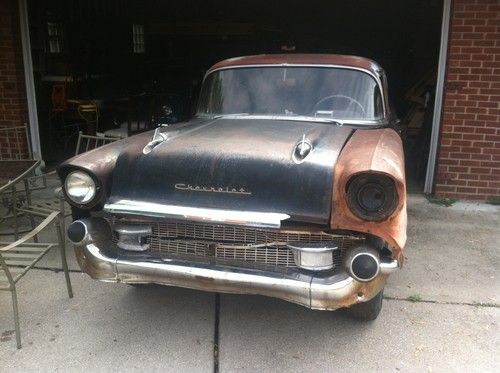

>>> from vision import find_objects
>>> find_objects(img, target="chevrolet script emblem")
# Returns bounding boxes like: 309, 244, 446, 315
174, 183, 252, 195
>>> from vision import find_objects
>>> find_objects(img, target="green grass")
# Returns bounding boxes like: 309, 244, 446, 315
407, 294, 423, 303
486, 196, 500, 205
425, 194, 457, 207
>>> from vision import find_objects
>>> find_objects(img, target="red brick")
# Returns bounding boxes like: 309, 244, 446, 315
477, 101, 498, 108
462, 33, 485, 40
476, 127, 496, 134
436, 0, 500, 201
457, 187, 478, 193
470, 167, 492, 174
459, 60, 482, 67
464, 4, 488, 11
434, 185, 457, 193
467, 180, 489, 187
0, 0, 28, 159
476, 188, 498, 195
471, 153, 492, 160
479, 174, 499, 181
466, 107, 487, 114
464, 20, 487, 27
459, 160, 481, 166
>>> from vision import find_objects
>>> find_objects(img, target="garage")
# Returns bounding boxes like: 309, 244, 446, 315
16, 0, 446, 191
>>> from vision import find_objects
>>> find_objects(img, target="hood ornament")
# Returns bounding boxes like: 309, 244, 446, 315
143, 128, 168, 154
292, 134, 313, 164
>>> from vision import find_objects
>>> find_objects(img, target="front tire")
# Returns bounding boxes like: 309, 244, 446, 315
343, 289, 384, 321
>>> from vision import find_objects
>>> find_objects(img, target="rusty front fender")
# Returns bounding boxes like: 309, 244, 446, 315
331, 128, 407, 263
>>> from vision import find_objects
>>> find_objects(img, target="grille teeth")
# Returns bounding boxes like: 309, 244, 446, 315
121, 220, 364, 269
152, 221, 358, 244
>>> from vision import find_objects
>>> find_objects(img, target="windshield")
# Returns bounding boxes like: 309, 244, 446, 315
197, 66, 383, 121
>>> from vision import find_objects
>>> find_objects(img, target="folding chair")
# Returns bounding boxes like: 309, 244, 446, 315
0, 211, 73, 349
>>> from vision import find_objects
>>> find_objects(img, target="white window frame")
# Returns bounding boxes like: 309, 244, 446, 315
132, 24, 145, 54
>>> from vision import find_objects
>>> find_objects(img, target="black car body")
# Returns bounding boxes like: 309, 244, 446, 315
59, 54, 407, 320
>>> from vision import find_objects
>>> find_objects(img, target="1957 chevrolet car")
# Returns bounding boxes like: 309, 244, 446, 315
59, 54, 406, 321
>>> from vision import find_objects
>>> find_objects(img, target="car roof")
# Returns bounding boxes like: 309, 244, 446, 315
207, 54, 384, 77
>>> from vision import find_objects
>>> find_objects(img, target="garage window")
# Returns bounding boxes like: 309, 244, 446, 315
47, 22, 62, 54
132, 24, 145, 54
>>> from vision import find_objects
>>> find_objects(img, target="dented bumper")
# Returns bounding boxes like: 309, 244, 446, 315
75, 242, 398, 311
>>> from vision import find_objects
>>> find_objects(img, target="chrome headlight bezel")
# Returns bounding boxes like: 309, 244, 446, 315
64, 170, 98, 206
346, 173, 398, 221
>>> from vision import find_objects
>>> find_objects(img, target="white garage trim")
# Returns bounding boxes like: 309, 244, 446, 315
424, 0, 452, 194
18, 0, 41, 160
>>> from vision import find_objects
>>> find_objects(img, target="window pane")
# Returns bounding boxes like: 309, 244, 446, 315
132, 24, 145, 54
198, 67, 383, 120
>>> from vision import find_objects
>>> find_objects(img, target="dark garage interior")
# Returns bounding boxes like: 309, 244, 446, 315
26, 0, 444, 190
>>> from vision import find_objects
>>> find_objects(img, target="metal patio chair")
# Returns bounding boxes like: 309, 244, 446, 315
103, 94, 156, 138
11, 132, 117, 241
0, 125, 32, 161
0, 124, 66, 240
0, 210, 73, 349
74, 131, 118, 155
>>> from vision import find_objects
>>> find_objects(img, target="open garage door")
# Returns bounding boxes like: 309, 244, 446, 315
25, 0, 444, 191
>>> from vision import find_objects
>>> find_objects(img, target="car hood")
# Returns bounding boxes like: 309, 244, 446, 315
107, 117, 353, 225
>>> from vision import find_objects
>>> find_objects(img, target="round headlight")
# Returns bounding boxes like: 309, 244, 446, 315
347, 174, 398, 221
64, 171, 96, 205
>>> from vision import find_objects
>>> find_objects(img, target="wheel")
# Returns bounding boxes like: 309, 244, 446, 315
343, 289, 384, 321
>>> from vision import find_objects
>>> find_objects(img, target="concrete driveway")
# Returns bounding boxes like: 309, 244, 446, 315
1, 195, 499, 372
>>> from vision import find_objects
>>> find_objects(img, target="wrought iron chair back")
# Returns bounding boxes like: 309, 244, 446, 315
0, 125, 32, 160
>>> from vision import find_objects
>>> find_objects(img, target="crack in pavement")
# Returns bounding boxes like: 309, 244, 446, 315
213, 293, 220, 373
13, 267, 499, 310
8, 265, 82, 273
384, 295, 499, 308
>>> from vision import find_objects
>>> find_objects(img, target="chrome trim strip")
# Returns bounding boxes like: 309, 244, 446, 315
379, 259, 400, 275
203, 63, 387, 118
104, 200, 290, 228
200, 114, 388, 127
286, 243, 338, 253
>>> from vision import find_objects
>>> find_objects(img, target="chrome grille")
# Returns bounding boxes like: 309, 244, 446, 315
152, 220, 355, 244
138, 220, 365, 269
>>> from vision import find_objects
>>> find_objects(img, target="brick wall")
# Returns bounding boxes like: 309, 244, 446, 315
0, 0, 30, 159
435, 0, 500, 201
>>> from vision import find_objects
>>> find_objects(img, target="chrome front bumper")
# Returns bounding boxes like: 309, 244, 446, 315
75, 242, 398, 310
